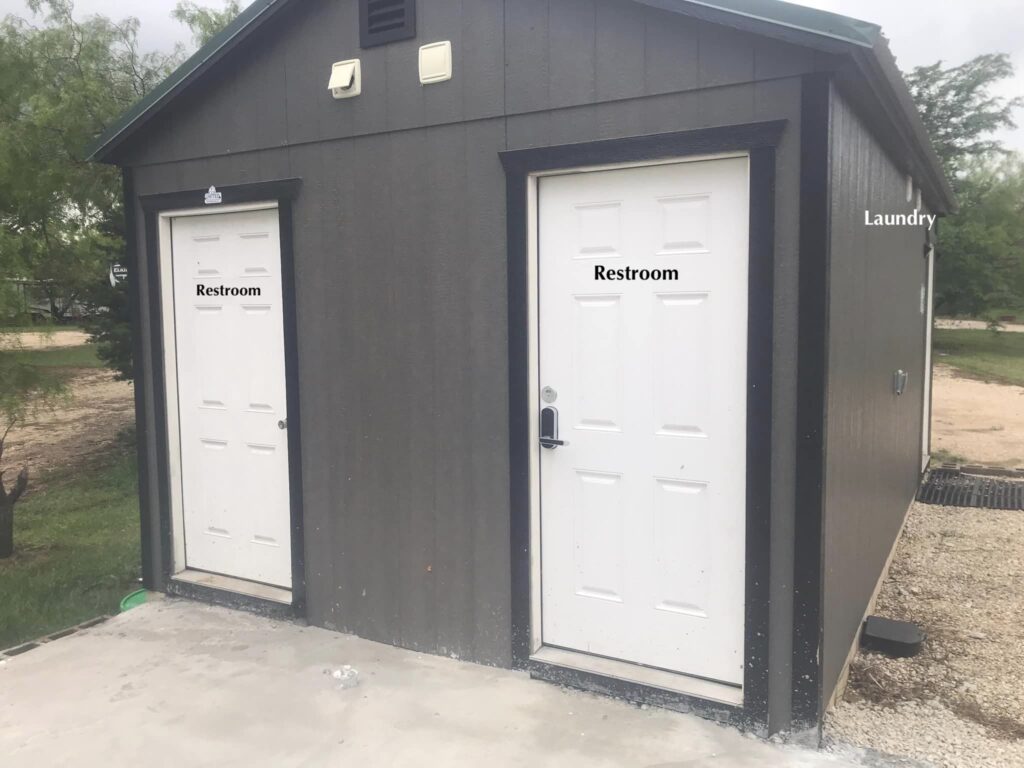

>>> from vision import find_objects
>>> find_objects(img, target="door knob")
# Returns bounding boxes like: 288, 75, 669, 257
278, 419, 288, 430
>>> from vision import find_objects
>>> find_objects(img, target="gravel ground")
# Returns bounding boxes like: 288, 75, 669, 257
826, 501, 1024, 767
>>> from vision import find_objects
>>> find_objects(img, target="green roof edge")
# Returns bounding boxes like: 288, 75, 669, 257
670, 0, 880, 48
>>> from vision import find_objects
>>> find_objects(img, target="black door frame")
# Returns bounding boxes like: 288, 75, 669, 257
500, 121, 783, 730
135, 178, 306, 617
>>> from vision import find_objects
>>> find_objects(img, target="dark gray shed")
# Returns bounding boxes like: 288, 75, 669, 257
89, 0, 954, 736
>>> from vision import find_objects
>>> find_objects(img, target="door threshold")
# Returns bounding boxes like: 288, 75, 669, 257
172, 569, 292, 605
530, 646, 744, 706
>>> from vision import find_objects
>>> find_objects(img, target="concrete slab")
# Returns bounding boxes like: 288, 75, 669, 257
0, 599, 859, 767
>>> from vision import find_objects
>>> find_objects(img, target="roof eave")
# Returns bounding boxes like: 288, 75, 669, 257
636, 0, 880, 51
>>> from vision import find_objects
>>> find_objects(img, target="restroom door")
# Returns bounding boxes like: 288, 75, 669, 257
536, 157, 749, 685
170, 207, 292, 588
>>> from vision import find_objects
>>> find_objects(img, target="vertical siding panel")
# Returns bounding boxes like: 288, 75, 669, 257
312, 137, 347, 629
340, 134, 402, 643
594, 0, 646, 102
504, 0, 550, 114
548, 0, 597, 108
282, 0, 329, 145
390, 129, 439, 652
505, 111, 552, 150
697, 24, 755, 88
753, 37, 816, 81
252, 31, 290, 149
384, 31, 425, 132
463, 119, 512, 664
256, 148, 290, 180
429, 123, 474, 659
697, 82, 756, 128
643, 8, 699, 95
461, 0, 506, 118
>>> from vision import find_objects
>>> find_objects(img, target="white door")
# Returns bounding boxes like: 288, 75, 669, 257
538, 157, 749, 686
171, 207, 292, 588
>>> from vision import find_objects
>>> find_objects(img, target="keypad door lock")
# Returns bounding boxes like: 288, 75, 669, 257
540, 406, 566, 449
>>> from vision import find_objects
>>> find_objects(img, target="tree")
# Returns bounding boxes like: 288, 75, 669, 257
0, 0, 187, 556
0, 1, 182, 325
172, 1, 242, 47
932, 156, 1024, 316
906, 55, 1023, 317
906, 54, 1022, 185
0, 351, 63, 558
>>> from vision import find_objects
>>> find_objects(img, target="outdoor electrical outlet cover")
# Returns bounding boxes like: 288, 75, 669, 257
419, 41, 452, 84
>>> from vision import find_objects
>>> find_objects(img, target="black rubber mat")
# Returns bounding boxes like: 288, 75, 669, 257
917, 468, 1024, 510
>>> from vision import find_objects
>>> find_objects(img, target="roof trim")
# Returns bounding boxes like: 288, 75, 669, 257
85, 0, 290, 162
636, 0, 879, 49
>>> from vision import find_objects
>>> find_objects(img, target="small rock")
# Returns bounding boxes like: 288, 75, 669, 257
331, 665, 360, 689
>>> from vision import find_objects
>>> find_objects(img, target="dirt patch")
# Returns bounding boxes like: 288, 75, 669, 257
931, 364, 1024, 467
1, 329, 90, 350
3, 368, 134, 481
827, 502, 1024, 766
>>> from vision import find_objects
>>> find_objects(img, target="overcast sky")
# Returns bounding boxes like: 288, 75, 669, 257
1, 0, 1022, 151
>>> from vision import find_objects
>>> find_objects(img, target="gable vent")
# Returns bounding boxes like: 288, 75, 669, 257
360, 0, 416, 48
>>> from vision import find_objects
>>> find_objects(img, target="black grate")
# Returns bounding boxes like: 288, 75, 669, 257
359, 0, 416, 48
918, 468, 1024, 510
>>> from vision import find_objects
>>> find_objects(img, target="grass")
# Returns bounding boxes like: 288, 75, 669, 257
13, 344, 103, 369
0, 446, 140, 650
12, 344, 103, 369
933, 328, 1024, 387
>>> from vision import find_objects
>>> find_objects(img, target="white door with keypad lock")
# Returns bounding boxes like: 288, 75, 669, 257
171, 207, 292, 588
537, 157, 749, 686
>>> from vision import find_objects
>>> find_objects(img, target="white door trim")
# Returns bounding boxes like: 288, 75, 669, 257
156, 201, 290, 589
524, 153, 748, 705
922, 244, 935, 472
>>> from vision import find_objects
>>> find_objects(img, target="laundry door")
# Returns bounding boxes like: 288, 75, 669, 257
537, 157, 749, 686
170, 206, 292, 588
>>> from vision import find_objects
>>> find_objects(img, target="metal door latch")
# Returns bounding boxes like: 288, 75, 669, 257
893, 370, 909, 396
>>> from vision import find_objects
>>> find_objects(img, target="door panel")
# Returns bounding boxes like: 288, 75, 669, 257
171, 207, 292, 588
538, 158, 749, 685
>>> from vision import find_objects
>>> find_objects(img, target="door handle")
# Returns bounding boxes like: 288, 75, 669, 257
278, 419, 288, 430
540, 406, 567, 449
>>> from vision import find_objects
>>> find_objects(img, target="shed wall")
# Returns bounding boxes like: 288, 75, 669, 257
822, 88, 931, 703
123, 0, 827, 726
